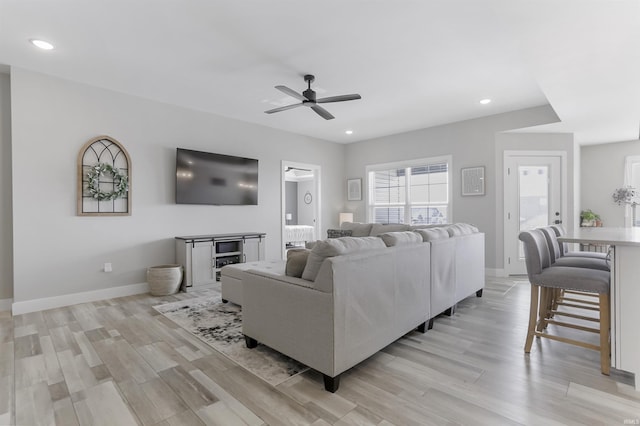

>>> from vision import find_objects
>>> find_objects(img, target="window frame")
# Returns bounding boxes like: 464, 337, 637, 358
365, 155, 453, 225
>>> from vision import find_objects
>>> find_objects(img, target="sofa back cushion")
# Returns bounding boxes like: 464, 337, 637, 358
409, 224, 450, 231
301, 236, 386, 281
415, 228, 450, 241
340, 222, 373, 237
446, 223, 478, 236
285, 249, 311, 278
379, 231, 424, 247
370, 223, 411, 236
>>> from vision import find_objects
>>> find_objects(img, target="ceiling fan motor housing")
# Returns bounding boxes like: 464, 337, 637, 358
303, 89, 316, 102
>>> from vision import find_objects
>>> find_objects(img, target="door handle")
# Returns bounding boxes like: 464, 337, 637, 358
554, 211, 561, 224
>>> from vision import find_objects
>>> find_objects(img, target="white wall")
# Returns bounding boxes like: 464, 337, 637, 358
10, 68, 345, 305
581, 139, 640, 227
344, 105, 560, 270
0, 73, 12, 301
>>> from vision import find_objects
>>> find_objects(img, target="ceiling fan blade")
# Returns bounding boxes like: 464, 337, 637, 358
264, 103, 303, 114
316, 94, 362, 104
311, 105, 335, 120
275, 85, 306, 101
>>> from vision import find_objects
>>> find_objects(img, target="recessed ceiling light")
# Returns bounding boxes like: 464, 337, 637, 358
29, 39, 54, 50
479, 98, 492, 105
345, 130, 353, 135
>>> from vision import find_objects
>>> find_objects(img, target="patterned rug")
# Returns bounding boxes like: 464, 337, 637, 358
153, 295, 308, 386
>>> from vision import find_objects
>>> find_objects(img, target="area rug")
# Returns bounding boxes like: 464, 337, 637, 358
153, 295, 308, 386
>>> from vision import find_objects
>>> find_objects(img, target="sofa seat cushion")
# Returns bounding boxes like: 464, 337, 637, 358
339, 222, 373, 237
415, 228, 450, 241
221, 260, 286, 280
380, 231, 423, 247
301, 236, 386, 281
286, 249, 311, 277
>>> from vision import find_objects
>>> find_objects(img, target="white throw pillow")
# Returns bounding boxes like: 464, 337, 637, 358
379, 231, 424, 247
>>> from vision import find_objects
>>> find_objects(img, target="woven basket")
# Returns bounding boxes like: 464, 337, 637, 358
147, 264, 183, 296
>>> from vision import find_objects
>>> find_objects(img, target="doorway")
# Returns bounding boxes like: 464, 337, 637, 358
504, 151, 566, 275
281, 161, 321, 258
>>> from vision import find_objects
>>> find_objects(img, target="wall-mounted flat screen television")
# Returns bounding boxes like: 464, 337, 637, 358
175, 148, 258, 205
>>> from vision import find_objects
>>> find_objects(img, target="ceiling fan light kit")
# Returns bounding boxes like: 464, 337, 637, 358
265, 74, 361, 120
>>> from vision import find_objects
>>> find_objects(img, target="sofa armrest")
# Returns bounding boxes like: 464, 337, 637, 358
242, 270, 335, 376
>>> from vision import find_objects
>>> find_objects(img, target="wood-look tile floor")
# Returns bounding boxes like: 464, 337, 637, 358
2, 276, 640, 425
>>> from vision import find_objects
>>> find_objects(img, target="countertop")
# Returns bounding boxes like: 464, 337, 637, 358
558, 227, 640, 247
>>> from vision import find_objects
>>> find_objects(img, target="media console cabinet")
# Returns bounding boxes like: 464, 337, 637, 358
175, 232, 266, 292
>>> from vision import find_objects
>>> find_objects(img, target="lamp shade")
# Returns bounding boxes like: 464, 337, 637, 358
285, 213, 292, 220
339, 212, 353, 225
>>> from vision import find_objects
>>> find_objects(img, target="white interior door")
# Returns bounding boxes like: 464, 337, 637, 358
504, 154, 563, 275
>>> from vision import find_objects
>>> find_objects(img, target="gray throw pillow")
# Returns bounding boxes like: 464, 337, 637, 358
285, 249, 310, 278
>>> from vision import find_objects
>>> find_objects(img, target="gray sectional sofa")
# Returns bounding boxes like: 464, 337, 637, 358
221, 223, 485, 392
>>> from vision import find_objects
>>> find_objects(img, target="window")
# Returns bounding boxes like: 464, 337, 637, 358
367, 156, 452, 224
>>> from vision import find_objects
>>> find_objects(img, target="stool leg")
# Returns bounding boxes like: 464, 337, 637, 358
599, 293, 611, 375
536, 287, 550, 332
525, 284, 539, 353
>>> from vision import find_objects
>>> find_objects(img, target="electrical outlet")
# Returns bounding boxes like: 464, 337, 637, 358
104, 262, 112, 273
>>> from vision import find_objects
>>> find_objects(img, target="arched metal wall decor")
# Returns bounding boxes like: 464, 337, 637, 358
77, 135, 132, 216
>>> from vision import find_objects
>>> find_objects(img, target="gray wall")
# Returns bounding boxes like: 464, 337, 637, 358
344, 105, 560, 270
9, 68, 345, 303
0, 73, 12, 300
297, 180, 315, 227
581, 139, 640, 227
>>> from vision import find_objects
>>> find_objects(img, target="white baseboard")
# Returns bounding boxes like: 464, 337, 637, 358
0, 298, 13, 312
12, 282, 150, 315
485, 268, 507, 277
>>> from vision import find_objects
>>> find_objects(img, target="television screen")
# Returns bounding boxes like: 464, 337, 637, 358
176, 148, 258, 205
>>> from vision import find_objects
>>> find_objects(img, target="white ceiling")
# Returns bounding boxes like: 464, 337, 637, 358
0, 0, 638, 144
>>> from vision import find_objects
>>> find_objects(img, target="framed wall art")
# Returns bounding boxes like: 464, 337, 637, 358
461, 166, 485, 196
347, 178, 362, 201
77, 135, 132, 216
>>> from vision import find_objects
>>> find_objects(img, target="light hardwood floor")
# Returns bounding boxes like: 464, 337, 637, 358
2, 276, 640, 425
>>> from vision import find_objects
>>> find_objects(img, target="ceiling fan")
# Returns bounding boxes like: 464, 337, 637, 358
265, 74, 361, 120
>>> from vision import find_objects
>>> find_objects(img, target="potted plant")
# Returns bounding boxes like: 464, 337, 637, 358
580, 209, 599, 227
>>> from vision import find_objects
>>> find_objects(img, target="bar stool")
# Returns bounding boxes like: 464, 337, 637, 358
540, 227, 609, 271
519, 229, 611, 375
539, 227, 608, 315
550, 225, 609, 260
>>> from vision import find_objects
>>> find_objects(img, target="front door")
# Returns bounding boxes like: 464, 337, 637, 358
504, 153, 564, 275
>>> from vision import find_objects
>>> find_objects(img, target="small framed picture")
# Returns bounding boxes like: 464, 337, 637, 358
347, 178, 362, 201
461, 166, 485, 196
